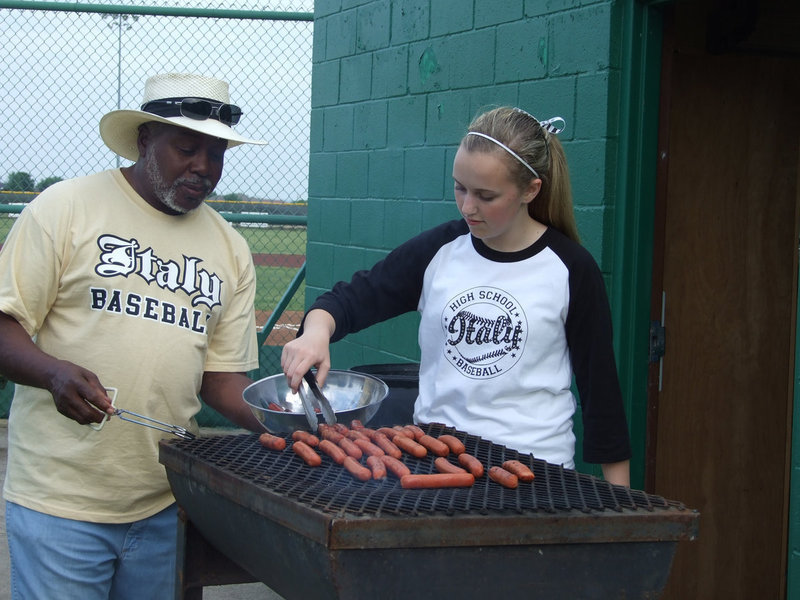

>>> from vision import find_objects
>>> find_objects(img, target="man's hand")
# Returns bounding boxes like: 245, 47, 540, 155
48, 359, 114, 425
0, 311, 111, 425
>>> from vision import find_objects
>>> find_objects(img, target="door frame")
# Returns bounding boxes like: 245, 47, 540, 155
613, 0, 800, 595
609, 0, 665, 489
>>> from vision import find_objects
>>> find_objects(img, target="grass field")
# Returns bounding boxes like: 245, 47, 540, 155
0, 214, 307, 319
0, 214, 14, 241
237, 224, 307, 317
236, 224, 306, 254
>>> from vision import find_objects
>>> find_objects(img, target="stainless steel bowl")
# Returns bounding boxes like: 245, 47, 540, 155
243, 370, 390, 433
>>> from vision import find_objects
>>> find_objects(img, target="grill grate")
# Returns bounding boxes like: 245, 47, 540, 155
169, 423, 686, 518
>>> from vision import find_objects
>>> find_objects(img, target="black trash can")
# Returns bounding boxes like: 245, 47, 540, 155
350, 363, 419, 427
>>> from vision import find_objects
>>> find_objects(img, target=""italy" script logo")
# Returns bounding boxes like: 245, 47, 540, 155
441, 286, 527, 379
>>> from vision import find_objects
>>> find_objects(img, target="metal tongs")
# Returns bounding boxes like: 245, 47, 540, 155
297, 370, 337, 430
112, 408, 196, 440
89, 388, 195, 440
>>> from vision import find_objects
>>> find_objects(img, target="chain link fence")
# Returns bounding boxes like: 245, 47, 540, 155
0, 1, 313, 423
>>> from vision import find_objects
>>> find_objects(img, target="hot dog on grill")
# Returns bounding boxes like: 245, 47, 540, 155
353, 437, 385, 457
393, 434, 427, 458
318, 425, 344, 443
377, 427, 400, 439
357, 427, 380, 441
292, 440, 322, 467
400, 473, 475, 489
343, 456, 372, 481
372, 432, 403, 459
291, 430, 320, 447
366, 455, 387, 480
318, 439, 347, 464
403, 425, 425, 440
489, 465, 519, 489
434, 457, 468, 475
337, 436, 363, 460
345, 429, 370, 442
417, 434, 450, 457
437, 434, 466, 456
457, 453, 484, 478
392, 426, 413, 438
258, 432, 287, 451
379, 455, 411, 479
502, 460, 535, 482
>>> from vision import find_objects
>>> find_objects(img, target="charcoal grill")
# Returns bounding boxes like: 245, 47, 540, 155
159, 423, 699, 599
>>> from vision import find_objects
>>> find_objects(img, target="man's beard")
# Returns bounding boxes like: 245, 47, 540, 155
143, 152, 213, 214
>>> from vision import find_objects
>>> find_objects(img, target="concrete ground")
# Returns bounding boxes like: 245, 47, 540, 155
0, 420, 282, 599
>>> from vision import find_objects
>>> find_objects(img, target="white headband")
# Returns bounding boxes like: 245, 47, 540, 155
466, 131, 541, 178
467, 111, 566, 179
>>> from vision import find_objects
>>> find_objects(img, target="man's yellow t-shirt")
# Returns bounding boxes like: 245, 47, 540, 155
0, 169, 258, 522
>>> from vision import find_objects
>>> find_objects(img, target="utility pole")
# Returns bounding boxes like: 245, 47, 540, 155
102, 14, 139, 168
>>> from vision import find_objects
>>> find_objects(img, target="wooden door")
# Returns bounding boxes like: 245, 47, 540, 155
648, 5, 800, 599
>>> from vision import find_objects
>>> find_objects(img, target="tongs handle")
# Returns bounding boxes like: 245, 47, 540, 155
113, 408, 196, 440
303, 371, 337, 426
296, 383, 319, 431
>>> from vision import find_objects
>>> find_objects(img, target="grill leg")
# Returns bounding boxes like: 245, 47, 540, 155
175, 507, 258, 600
175, 508, 202, 600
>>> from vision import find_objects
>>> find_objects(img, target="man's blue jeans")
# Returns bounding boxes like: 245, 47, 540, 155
6, 501, 178, 600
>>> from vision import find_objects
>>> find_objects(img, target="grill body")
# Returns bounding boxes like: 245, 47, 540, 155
159, 425, 699, 599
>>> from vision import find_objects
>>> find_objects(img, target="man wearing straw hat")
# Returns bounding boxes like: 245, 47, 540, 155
0, 73, 267, 598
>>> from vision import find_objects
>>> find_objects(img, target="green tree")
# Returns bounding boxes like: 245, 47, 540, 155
5, 171, 35, 192
36, 176, 64, 192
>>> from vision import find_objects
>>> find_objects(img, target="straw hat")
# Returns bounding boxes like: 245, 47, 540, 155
99, 72, 267, 161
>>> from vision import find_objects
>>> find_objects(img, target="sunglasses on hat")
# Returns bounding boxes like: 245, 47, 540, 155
141, 97, 242, 126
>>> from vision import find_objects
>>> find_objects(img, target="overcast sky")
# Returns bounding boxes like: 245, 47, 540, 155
0, 1, 314, 201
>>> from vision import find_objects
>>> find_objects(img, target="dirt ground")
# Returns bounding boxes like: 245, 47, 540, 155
257, 310, 303, 346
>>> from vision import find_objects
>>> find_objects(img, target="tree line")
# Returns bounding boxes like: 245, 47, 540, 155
1, 172, 256, 199
1, 171, 308, 216
2, 172, 277, 203
1, 171, 62, 193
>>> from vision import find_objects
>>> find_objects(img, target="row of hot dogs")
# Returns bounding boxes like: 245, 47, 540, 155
257, 421, 535, 489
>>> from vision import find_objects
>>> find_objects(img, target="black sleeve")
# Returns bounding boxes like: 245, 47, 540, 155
310, 220, 468, 342
563, 247, 632, 464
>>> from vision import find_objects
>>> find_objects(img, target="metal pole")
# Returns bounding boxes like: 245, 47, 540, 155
0, 1, 313, 21
116, 15, 122, 168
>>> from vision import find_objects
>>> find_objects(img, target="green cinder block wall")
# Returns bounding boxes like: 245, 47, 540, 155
308, 0, 629, 472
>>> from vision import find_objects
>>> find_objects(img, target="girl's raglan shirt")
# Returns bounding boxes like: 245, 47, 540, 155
313, 219, 630, 468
